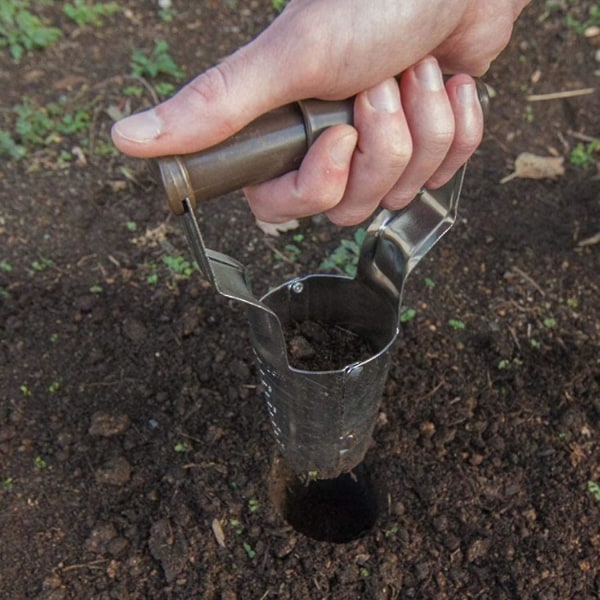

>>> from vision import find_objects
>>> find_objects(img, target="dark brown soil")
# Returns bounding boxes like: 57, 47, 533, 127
1, 1, 599, 599
286, 320, 374, 371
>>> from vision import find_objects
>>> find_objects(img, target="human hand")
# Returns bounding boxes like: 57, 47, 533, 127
112, 0, 530, 225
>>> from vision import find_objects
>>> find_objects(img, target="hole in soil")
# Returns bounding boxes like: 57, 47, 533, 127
272, 459, 381, 543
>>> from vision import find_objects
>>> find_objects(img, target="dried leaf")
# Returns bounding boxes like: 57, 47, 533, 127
211, 518, 226, 548
255, 218, 300, 236
501, 153, 564, 184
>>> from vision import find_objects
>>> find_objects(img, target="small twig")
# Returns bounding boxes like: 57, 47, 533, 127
61, 560, 108, 572
578, 232, 600, 247
511, 266, 546, 296
126, 74, 160, 105
567, 130, 599, 143
263, 239, 296, 265
526, 88, 595, 102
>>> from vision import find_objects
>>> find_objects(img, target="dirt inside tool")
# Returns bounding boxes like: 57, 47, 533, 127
285, 320, 374, 371
1, 1, 599, 599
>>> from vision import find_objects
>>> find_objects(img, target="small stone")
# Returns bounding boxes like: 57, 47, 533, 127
95, 457, 131, 486
288, 335, 315, 360
89, 412, 130, 437
107, 536, 129, 558
85, 522, 118, 554
122, 318, 147, 343
466, 538, 491, 562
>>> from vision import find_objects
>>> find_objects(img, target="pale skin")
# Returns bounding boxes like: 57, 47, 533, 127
112, 0, 530, 225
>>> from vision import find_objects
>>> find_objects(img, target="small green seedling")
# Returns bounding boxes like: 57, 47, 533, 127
384, 526, 399, 538
543, 317, 557, 328
229, 519, 244, 535
20, 384, 31, 396
498, 357, 523, 370
271, 0, 287, 11
131, 41, 184, 80
162, 255, 195, 279
448, 319, 465, 330
3, 477, 14, 491
0, 260, 13, 272
34, 456, 47, 470
320, 227, 366, 277
31, 257, 53, 271
243, 542, 256, 559
248, 498, 260, 513
569, 139, 600, 169
565, 5, 600, 34
174, 440, 192, 453
588, 480, 600, 502
400, 308, 416, 323
0, 1, 62, 60
64, 0, 121, 27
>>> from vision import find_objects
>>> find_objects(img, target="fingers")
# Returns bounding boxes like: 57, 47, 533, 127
248, 58, 483, 226
324, 79, 412, 225
244, 125, 358, 223
425, 74, 483, 189
380, 58, 455, 210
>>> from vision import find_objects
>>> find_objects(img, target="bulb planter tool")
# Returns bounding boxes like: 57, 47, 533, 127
151, 82, 489, 480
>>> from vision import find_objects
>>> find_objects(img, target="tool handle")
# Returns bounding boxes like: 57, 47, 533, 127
151, 98, 354, 215
151, 81, 489, 215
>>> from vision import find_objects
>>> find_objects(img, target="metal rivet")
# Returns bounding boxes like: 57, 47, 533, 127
291, 281, 304, 294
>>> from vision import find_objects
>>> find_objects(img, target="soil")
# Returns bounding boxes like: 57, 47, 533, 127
285, 320, 374, 371
1, 1, 599, 599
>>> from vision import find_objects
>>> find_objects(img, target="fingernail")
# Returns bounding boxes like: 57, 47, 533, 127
330, 132, 356, 167
367, 79, 400, 113
414, 58, 443, 92
113, 109, 162, 143
457, 82, 477, 105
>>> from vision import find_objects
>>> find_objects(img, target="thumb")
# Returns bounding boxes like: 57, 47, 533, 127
111, 41, 294, 158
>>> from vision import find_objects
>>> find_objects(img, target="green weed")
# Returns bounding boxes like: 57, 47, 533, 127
448, 319, 466, 330
248, 498, 260, 513
0, 260, 13, 272
0, 96, 92, 160
319, 227, 366, 277
569, 139, 600, 169
565, 4, 600, 34
271, 0, 287, 11
0, 130, 27, 160
3, 477, 14, 491
0, 0, 61, 60
243, 542, 256, 559
498, 357, 523, 370
400, 308, 416, 323
31, 257, 53, 271
64, 0, 121, 27
174, 440, 192, 452
588, 480, 600, 502
162, 255, 195, 279
131, 41, 184, 81
34, 456, 47, 470
229, 519, 244, 535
